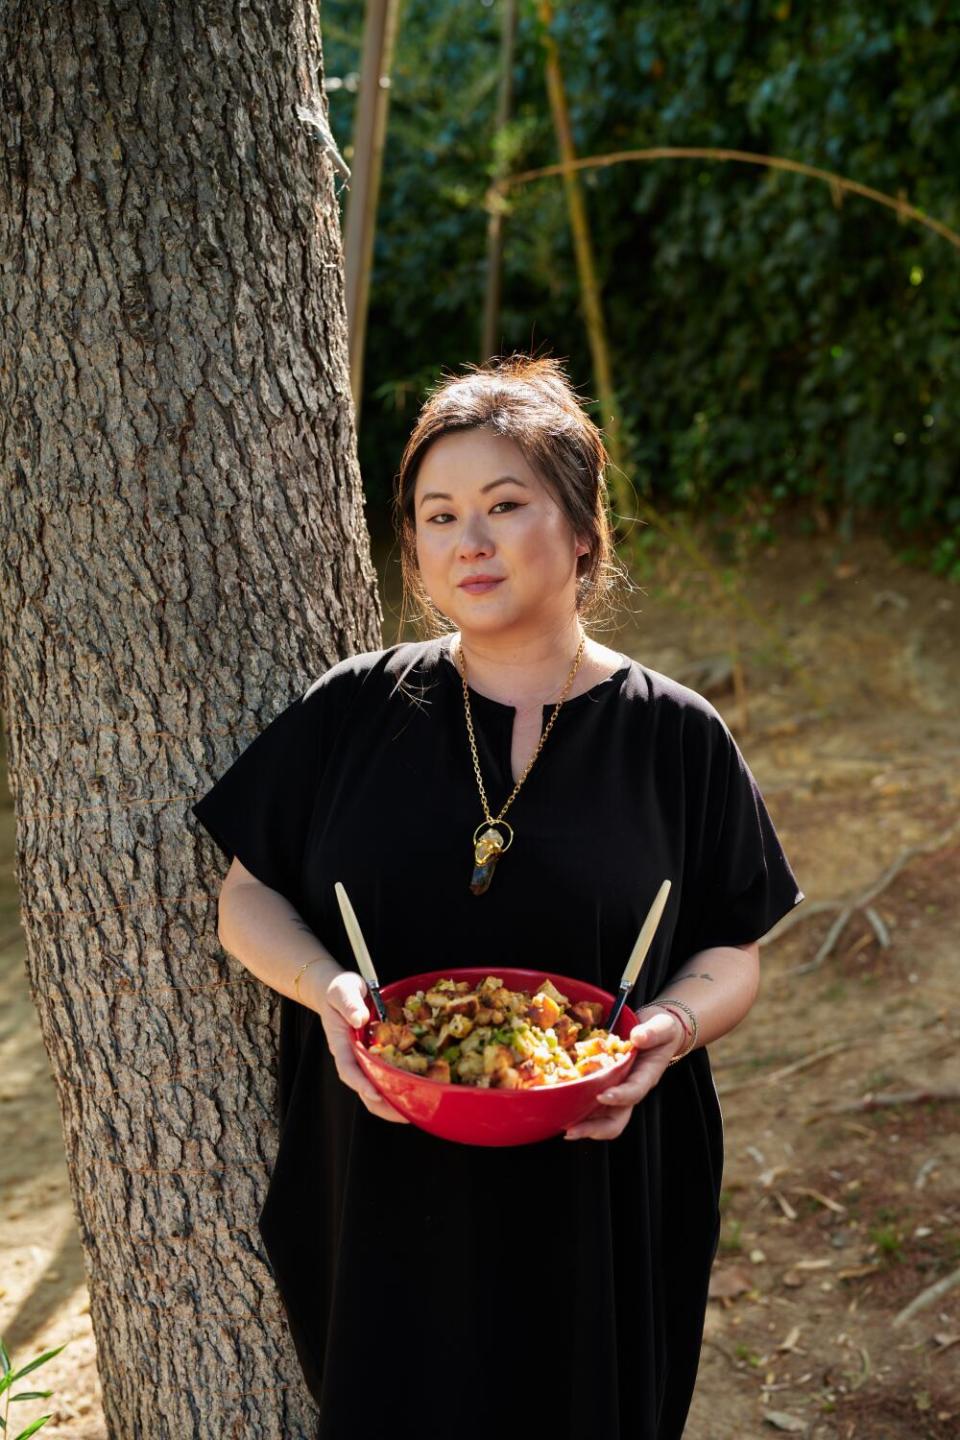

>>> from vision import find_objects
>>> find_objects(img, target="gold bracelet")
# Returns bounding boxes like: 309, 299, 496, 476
641, 998, 699, 1064
293, 957, 325, 1006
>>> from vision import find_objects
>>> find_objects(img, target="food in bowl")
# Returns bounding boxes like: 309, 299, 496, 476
368, 974, 634, 1089
351, 967, 639, 1146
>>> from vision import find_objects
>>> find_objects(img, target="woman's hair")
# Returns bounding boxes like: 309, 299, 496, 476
391, 352, 629, 638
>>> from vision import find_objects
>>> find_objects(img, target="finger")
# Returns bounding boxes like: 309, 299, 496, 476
629, 1014, 679, 1048
328, 981, 370, 1029
329, 1041, 383, 1108
564, 1105, 631, 1141
363, 1095, 410, 1124
596, 1070, 655, 1106
596, 1052, 667, 1103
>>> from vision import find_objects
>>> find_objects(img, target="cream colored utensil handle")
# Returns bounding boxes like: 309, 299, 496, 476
605, 879, 672, 1031
334, 881, 387, 1022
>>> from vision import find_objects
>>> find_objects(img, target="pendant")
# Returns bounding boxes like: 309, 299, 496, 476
469, 821, 514, 895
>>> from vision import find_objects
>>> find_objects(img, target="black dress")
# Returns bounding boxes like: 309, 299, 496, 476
191, 635, 803, 1440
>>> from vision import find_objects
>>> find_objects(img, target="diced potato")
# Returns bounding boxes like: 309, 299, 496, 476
389, 1050, 429, 1074
437, 1012, 475, 1048
516, 1059, 547, 1087
537, 977, 569, 1009
571, 1000, 605, 1030
425, 1060, 451, 1084
455, 1052, 484, 1080
526, 992, 562, 1029
554, 1014, 581, 1050
483, 1043, 514, 1075
372, 1020, 415, 1049
492, 1065, 521, 1090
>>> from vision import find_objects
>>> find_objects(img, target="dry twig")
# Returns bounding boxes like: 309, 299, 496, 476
892, 1266, 960, 1329
716, 1038, 854, 1096
813, 1086, 960, 1117
770, 819, 960, 975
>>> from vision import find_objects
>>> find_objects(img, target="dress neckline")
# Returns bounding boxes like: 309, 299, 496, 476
435, 633, 631, 715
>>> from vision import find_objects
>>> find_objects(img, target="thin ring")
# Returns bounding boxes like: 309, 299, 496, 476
472, 819, 514, 853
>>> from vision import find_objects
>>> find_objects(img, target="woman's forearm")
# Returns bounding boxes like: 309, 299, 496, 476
643, 943, 760, 1056
217, 879, 342, 1011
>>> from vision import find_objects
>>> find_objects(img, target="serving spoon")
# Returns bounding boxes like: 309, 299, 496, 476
604, 879, 672, 1032
334, 880, 388, 1022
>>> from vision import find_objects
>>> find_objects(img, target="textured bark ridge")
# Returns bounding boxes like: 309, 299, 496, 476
0, 4, 381, 1434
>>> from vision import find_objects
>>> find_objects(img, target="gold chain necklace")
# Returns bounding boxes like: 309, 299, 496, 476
453, 630, 586, 894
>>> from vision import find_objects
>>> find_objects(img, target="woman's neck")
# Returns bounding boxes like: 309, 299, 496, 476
450, 618, 590, 708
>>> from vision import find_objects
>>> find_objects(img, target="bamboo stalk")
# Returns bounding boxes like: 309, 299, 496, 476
481, 0, 519, 363
536, 2, 633, 524
343, 0, 402, 428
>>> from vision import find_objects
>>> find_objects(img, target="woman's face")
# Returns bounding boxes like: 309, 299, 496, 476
412, 428, 589, 638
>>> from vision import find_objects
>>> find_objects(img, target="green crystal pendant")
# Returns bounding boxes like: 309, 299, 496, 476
470, 825, 507, 895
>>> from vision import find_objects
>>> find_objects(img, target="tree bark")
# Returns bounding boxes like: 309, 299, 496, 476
0, 3, 380, 1434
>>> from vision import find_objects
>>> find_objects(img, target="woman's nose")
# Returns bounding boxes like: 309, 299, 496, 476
457, 519, 494, 558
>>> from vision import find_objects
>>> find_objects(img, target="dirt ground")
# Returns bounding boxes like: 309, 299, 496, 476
1, 517, 958, 1438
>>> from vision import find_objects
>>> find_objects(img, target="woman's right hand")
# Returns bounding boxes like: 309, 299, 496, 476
316, 968, 410, 1125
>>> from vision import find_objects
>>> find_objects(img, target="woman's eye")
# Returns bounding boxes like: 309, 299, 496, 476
426, 501, 522, 524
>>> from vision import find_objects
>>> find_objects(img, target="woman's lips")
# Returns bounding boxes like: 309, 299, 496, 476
458, 579, 504, 594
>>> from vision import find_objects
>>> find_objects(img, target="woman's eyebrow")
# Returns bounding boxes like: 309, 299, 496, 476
418, 475, 529, 507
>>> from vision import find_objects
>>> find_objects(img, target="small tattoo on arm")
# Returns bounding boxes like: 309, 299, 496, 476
673, 970, 715, 983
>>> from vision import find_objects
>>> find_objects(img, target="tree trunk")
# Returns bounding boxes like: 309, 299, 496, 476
0, 3, 380, 1434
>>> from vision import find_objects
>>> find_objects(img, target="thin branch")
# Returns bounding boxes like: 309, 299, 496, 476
892, 1266, 960, 1329
778, 820, 960, 975
816, 1087, 960, 1116
490, 145, 960, 252
716, 1038, 853, 1096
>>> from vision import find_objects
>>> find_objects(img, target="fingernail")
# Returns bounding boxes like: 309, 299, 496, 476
599, 1092, 614, 1102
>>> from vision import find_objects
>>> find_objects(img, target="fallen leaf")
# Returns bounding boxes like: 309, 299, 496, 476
792, 1186, 846, 1214
763, 1410, 808, 1432
773, 1190, 798, 1220
776, 1325, 803, 1353
709, 1266, 753, 1300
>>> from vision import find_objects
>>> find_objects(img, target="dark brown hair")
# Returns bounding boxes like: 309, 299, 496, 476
391, 352, 628, 638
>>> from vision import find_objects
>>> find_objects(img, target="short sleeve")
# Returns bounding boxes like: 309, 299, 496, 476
689, 713, 804, 952
191, 681, 326, 911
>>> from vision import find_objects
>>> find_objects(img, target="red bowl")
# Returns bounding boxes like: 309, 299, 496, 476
350, 967, 639, 1147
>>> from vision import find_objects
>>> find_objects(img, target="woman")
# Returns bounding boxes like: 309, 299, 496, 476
192, 353, 803, 1439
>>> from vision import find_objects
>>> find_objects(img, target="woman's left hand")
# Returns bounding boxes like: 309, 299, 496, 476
563, 1009, 685, 1141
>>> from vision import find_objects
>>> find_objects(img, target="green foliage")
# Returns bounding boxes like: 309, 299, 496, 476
868, 1222, 904, 1259
321, 2, 959, 567
0, 1335, 67, 1438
